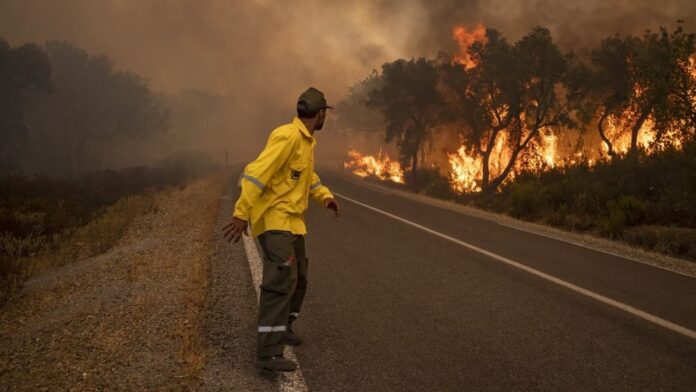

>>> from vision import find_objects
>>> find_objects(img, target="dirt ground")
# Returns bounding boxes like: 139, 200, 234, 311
0, 169, 269, 391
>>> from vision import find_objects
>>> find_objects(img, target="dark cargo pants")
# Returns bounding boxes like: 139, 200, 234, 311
256, 230, 308, 358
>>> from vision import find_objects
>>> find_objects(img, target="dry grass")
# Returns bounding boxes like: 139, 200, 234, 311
174, 170, 229, 388
176, 251, 210, 383
0, 193, 159, 305
0, 169, 233, 390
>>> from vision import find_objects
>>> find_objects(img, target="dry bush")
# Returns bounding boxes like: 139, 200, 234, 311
0, 193, 158, 305
623, 225, 696, 260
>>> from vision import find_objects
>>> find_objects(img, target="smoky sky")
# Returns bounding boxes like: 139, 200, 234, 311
0, 0, 693, 151
419, 0, 696, 56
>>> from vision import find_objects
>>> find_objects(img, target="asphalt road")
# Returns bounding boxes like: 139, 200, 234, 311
289, 171, 696, 391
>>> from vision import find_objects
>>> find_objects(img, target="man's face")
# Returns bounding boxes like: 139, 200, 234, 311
314, 108, 327, 131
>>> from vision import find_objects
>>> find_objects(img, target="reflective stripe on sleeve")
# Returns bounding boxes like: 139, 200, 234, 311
309, 181, 322, 191
258, 325, 287, 333
243, 174, 265, 190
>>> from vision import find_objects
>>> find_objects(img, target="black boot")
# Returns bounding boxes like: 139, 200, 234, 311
255, 355, 297, 372
284, 316, 303, 346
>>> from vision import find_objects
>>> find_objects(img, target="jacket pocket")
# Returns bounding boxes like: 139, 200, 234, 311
288, 160, 307, 182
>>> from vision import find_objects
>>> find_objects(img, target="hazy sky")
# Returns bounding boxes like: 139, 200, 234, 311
2, 1, 693, 99
1, 0, 693, 159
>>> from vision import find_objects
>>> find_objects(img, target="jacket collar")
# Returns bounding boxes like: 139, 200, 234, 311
293, 117, 315, 141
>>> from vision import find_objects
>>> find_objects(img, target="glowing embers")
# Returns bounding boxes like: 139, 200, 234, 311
344, 148, 405, 184
345, 128, 562, 194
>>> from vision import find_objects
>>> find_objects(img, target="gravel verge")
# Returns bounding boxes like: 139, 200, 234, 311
0, 170, 229, 391
200, 172, 278, 391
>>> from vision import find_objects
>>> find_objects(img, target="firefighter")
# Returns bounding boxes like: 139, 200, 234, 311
222, 87, 340, 372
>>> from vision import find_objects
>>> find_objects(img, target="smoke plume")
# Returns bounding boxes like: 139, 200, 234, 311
1, 0, 693, 164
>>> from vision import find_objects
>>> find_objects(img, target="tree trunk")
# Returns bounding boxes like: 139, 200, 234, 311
486, 147, 521, 193
481, 151, 491, 192
411, 142, 419, 191
629, 107, 652, 155
597, 107, 616, 158
479, 128, 500, 193
485, 121, 537, 193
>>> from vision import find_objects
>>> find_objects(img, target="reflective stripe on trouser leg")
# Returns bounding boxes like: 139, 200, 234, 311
256, 230, 298, 358
289, 235, 308, 323
258, 325, 287, 332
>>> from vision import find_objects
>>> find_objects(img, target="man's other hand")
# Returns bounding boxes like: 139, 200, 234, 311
324, 198, 340, 217
222, 217, 248, 242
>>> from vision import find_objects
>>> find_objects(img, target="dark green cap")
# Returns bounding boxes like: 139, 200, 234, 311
297, 87, 334, 113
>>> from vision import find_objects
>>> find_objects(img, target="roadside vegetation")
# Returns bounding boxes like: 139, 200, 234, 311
475, 142, 696, 260
356, 141, 696, 261
1, 36, 227, 305
338, 22, 696, 261
0, 163, 216, 305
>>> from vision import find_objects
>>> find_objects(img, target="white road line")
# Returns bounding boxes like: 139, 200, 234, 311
494, 221, 696, 279
333, 191, 696, 341
337, 173, 696, 279
242, 233, 310, 392
342, 177, 394, 195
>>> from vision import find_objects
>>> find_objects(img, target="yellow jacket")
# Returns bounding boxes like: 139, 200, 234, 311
233, 117, 334, 237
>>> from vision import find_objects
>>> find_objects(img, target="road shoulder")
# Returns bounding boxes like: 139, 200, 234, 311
201, 172, 278, 391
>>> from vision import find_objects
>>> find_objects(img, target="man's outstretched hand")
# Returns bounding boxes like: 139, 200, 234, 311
222, 217, 248, 242
324, 198, 340, 217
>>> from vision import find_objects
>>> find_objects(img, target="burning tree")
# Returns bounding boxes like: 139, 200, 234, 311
650, 25, 696, 146
441, 27, 574, 193
581, 24, 696, 157
367, 57, 442, 190
440, 28, 516, 192
577, 34, 634, 158
343, 22, 696, 195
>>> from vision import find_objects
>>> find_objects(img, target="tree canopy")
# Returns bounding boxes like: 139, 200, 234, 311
0, 39, 51, 172
21, 41, 169, 177
367, 57, 442, 189
347, 23, 695, 193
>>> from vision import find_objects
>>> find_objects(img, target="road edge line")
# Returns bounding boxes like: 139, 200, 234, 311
334, 191, 696, 341
339, 174, 696, 279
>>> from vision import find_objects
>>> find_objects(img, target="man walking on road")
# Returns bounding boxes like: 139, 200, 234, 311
222, 87, 340, 372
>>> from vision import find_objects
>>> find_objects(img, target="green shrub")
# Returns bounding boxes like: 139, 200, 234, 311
507, 181, 545, 219
623, 225, 696, 260
601, 195, 648, 237
421, 170, 457, 200
562, 213, 597, 231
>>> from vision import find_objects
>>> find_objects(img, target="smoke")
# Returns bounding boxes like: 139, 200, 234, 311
0, 0, 426, 163
0, 0, 693, 166
416, 0, 696, 57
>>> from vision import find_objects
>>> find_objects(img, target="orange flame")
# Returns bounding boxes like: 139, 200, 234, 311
344, 148, 405, 184
343, 35, 694, 194
602, 114, 655, 155
452, 24, 487, 69
447, 132, 512, 192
